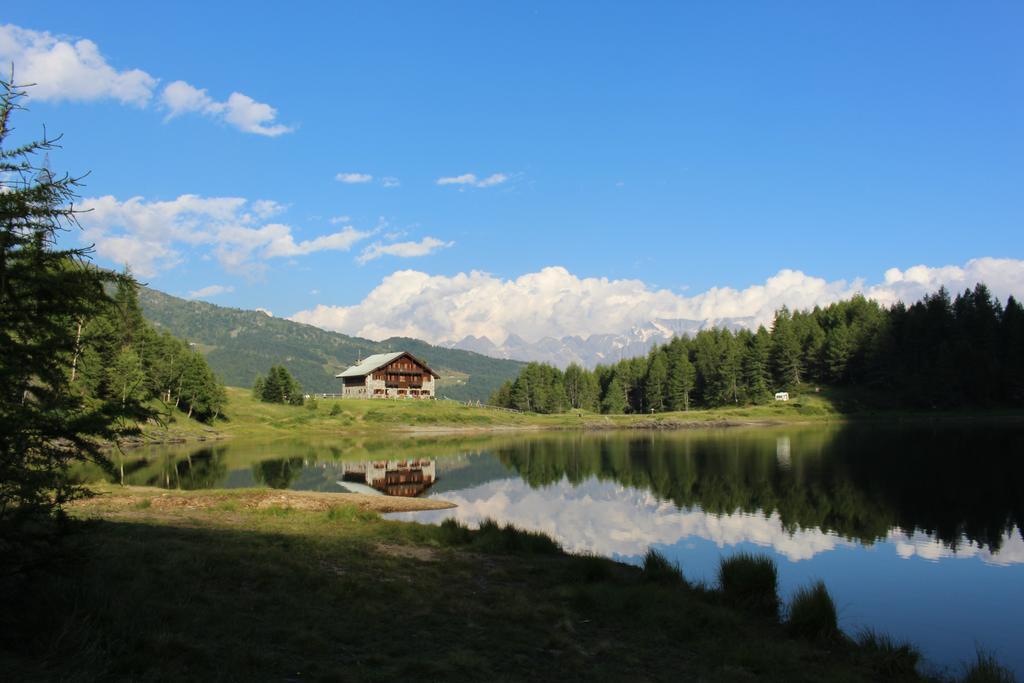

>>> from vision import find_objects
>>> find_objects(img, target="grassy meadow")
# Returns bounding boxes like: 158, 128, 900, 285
4, 485, 998, 682
140, 385, 851, 445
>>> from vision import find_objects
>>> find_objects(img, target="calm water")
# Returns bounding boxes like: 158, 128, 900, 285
94, 423, 1024, 676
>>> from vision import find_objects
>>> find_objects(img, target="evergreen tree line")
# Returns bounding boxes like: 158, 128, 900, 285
75, 277, 228, 422
252, 365, 305, 405
490, 284, 1024, 414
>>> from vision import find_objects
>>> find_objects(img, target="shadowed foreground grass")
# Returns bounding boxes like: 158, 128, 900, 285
0, 488, 1012, 682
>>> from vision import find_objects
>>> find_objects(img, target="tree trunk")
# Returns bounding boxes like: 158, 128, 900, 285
70, 318, 83, 383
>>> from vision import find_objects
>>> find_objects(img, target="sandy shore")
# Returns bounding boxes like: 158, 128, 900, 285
72, 486, 456, 514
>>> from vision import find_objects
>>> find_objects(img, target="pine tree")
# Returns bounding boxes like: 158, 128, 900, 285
0, 77, 151, 545
1001, 296, 1024, 402
643, 348, 669, 412
822, 324, 852, 383
771, 307, 802, 388
666, 340, 694, 411
601, 376, 628, 414
741, 327, 772, 403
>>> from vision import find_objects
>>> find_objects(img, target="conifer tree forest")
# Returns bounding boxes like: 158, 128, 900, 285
491, 286, 1024, 414
76, 276, 228, 423
252, 365, 305, 405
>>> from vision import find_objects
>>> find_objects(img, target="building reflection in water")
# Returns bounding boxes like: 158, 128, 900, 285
340, 459, 437, 497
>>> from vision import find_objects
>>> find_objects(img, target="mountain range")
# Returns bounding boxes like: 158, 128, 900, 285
138, 287, 524, 402
442, 317, 756, 368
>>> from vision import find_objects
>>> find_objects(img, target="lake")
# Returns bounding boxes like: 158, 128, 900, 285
94, 422, 1024, 677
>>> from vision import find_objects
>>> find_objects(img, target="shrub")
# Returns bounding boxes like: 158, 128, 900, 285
855, 629, 920, 678
474, 518, 562, 556
329, 403, 343, 416
436, 517, 472, 546
718, 552, 779, 617
786, 580, 839, 640
568, 554, 615, 583
641, 548, 686, 587
962, 650, 1017, 683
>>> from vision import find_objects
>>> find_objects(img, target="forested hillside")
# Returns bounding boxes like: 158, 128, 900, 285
493, 284, 1024, 414
137, 287, 523, 401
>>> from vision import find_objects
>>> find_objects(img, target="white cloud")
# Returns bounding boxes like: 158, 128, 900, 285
380, 176, 401, 188
357, 236, 454, 264
0, 24, 291, 136
436, 172, 508, 188
0, 24, 156, 105
264, 225, 371, 258
336, 172, 373, 184
289, 258, 1024, 346
187, 284, 234, 299
476, 173, 508, 187
392, 477, 853, 562
329, 215, 352, 225
393, 476, 1024, 565
77, 194, 373, 277
161, 80, 292, 137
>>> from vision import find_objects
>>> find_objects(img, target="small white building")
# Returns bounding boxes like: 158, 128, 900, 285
335, 351, 439, 399
774, 391, 790, 402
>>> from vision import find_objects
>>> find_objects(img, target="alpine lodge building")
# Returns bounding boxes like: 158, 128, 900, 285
335, 352, 440, 399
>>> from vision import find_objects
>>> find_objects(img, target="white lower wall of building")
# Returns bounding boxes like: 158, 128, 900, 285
341, 376, 436, 398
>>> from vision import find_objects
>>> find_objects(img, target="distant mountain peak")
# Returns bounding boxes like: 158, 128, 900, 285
443, 317, 755, 368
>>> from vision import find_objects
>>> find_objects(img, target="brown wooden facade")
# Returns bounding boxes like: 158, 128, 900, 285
337, 352, 439, 399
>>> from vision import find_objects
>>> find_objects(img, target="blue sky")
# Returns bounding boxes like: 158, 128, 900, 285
4, 2, 1023, 343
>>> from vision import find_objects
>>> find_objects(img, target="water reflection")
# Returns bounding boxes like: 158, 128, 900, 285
95, 425, 1024, 556
251, 457, 305, 490
84, 424, 1024, 675
339, 459, 437, 497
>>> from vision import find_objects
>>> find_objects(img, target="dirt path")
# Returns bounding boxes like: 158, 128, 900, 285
72, 486, 456, 514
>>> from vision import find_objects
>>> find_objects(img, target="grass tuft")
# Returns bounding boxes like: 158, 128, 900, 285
786, 580, 839, 641
640, 548, 686, 587
961, 649, 1017, 683
326, 506, 377, 524
257, 505, 294, 517
718, 552, 779, 618
432, 517, 562, 555
567, 553, 616, 583
474, 518, 562, 555
855, 628, 920, 678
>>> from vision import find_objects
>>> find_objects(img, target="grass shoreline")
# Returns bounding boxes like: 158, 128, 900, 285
5, 485, 1011, 682
128, 386, 1024, 448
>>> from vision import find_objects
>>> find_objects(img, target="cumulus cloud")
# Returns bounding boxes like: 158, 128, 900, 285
392, 477, 854, 562
392, 475, 1024, 565
380, 176, 401, 188
187, 284, 234, 299
0, 24, 291, 135
289, 258, 1024, 345
436, 172, 508, 188
335, 172, 373, 184
77, 194, 372, 277
0, 23, 156, 105
357, 236, 454, 264
160, 80, 292, 136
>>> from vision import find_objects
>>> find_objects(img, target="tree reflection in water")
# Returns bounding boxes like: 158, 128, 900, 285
495, 424, 1024, 553
251, 457, 306, 490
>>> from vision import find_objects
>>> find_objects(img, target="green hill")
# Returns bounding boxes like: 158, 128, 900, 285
137, 287, 523, 401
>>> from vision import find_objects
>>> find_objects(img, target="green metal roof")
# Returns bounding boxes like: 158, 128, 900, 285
335, 351, 439, 378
